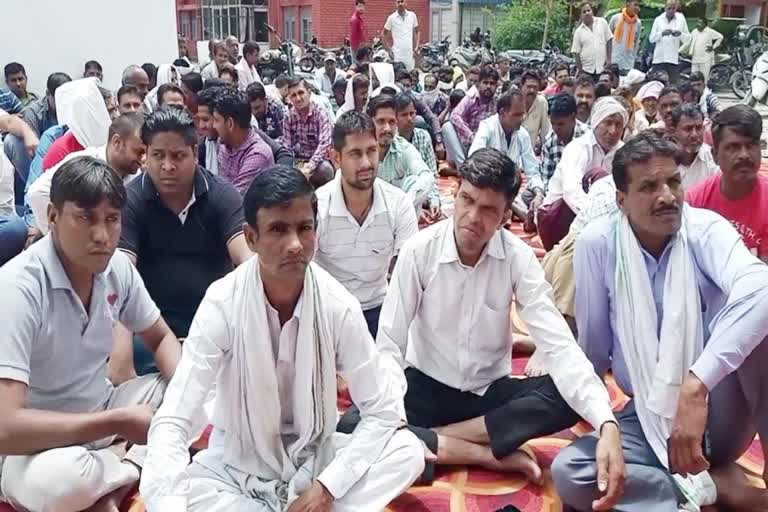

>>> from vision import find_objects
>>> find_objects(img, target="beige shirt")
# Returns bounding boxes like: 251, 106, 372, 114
571, 18, 613, 74
522, 94, 552, 148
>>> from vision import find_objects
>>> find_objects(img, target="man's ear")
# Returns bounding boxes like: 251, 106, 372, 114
243, 222, 259, 252
331, 148, 341, 170
616, 189, 627, 214
711, 143, 720, 166
47, 203, 58, 230
500, 207, 512, 228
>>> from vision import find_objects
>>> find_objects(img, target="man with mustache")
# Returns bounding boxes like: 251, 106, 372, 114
669, 103, 718, 189
653, 85, 683, 131
141, 165, 426, 511
368, 94, 435, 211
553, 130, 768, 511
375, 148, 625, 507
574, 75, 596, 124
315, 111, 418, 336
0, 157, 180, 512
445, 65, 499, 166
115, 108, 252, 378
688, 105, 768, 264
520, 70, 551, 152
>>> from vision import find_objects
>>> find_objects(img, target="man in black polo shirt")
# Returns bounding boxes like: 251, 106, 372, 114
117, 108, 252, 376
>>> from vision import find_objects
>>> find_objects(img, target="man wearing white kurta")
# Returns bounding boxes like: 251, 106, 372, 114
684, 18, 723, 80
236, 41, 263, 91
140, 165, 425, 512
315, 111, 418, 338
374, 148, 626, 509
553, 130, 768, 512
649, 0, 689, 84
383, 0, 420, 71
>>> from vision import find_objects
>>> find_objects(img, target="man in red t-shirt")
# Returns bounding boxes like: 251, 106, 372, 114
687, 105, 768, 262
349, 0, 367, 55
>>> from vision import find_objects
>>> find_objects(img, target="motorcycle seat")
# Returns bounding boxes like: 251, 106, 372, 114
316, 46, 345, 54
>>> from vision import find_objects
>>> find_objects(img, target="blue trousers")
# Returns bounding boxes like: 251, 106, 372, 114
0, 208, 27, 265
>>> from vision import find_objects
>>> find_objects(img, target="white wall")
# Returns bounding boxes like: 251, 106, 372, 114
0, 0, 178, 95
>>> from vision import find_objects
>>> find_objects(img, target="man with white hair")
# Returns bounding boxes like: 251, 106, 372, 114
121, 65, 151, 101
538, 96, 628, 250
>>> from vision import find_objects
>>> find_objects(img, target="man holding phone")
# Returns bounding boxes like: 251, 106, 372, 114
648, 0, 689, 84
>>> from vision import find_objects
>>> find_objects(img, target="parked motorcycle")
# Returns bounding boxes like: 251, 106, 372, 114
743, 49, 768, 106
419, 36, 450, 72
448, 37, 493, 70
730, 24, 768, 98
371, 36, 391, 63
258, 24, 301, 84
299, 36, 352, 73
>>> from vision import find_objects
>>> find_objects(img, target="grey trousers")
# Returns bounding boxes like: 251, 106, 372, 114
552, 337, 768, 511
442, 121, 466, 167
0, 374, 166, 512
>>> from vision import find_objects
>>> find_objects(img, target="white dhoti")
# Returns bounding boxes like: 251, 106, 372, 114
184, 429, 424, 512
691, 61, 713, 81
0, 374, 166, 512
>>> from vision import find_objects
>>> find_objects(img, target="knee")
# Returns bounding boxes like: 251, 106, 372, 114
3, 448, 107, 511
309, 161, 335, 189
551, 442, 598, 511
385, 430, 426, 484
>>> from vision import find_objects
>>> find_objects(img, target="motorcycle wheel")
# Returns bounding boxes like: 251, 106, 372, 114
707, 64, 731, 91
420, 60, 433, 73
299, 57, 315, 73
731, 70, 752, 99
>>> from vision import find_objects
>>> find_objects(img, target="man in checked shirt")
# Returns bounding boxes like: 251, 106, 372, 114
282, 77, 336, 188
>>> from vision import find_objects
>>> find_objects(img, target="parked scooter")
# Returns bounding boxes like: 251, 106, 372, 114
419, 36, 451, 72
743, 50, 768, 106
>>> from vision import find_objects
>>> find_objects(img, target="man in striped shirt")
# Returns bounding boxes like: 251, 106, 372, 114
315, 111, 418, 337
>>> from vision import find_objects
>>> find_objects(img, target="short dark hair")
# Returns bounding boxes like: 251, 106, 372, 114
595, 82, 612, 99
47, 72, 72, 96
286, 76, 305, 90
554, 63, 569, 74
243, 41, 261, 57
50, 156, 127, 210
394, 92, 416, 113
333, 111, 377, 150
467, 66, 482, 77
575, 74, 595, 89
561, 77, 575, 88
520, 70, 540, 85
332, 77, 347, 93
142, 63, 158, 80
459, 148, 522, 205
203, 77, 231, 89
355, 46, 372, 61
84, 60, 103, 73
352, 73, 370, 91
549, 93, 577, 118
712, 104, 762, 149
356, 0, 365, 5
213, 89, 252, 129
497, 88, 524, 113
157, 84, 185, 106
599, 68, 614, 81
669, 102, 704, 127
4, 62, 25, 79
612, 131, 681, 192
379, 86, 398, 96
660, 85, 680, 100
246, 81, 267, 102
479, 65, 500, 83
219, 64, 239, 81
396, 70, 412, 83
197, 85, 223, 112
689, 71, 706, 83
181, 72, 204, 94
449, 89, 466, 108
108, 112, 145, 140
274, 74, 292, 89
117, 85, 141, 103
243, 165, 317, 228
173, 58, 191, 69
141, 107, 198, 147
366, 94, 396, 118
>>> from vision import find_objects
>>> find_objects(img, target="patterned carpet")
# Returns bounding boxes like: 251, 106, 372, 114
2, 176, 763, 512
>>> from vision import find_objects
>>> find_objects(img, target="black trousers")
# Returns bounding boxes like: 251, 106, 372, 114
652, 62, 680, 84
403, 368, 580, 460
362, 305, 382, 339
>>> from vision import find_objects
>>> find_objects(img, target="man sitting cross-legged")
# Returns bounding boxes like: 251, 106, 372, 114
370, 148, 625, 507
140, 165, 426, 512
0, 157, 181, 512
315, 111, 418, 337
553, 130, 768, 512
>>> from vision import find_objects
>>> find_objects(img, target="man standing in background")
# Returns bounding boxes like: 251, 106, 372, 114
350, 0, 367, 56
609, 0, 642, 75
684, 17, 723, 80
571, 2, 613, 81
383, 0, 420, 71
649, 0, 689, 84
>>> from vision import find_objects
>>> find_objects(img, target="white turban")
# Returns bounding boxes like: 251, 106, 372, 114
636, 80, 664, 101
590, 96, 629, 130
622, 69, 646, 87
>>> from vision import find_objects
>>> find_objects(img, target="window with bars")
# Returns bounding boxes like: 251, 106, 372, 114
300, 7, 312, 43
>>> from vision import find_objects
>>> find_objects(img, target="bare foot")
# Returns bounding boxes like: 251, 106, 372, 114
490, 449, 543, 485
712, 463, 768, 512
524, 348, 548, 377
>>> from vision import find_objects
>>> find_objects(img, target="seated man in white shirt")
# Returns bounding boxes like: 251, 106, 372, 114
140, 165, 426, 512
553, 130, 768, 512
27, 112, 146, 234
539, 96, 627, 250
0, 157, 180, 512
315, 111, 419, 337
371, 148, 625, 507
669, 103, 718, 189
235, 41, 262, 91
469, 89, 542, 218
315, 53, 346, 96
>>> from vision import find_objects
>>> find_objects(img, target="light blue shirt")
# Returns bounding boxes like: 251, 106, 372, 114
574, 207, 768, 395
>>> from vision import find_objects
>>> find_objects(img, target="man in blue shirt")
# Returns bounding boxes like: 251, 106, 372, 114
552, 131, 768, 511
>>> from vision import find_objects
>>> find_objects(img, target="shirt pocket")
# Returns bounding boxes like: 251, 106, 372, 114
474, 303, 512, 360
